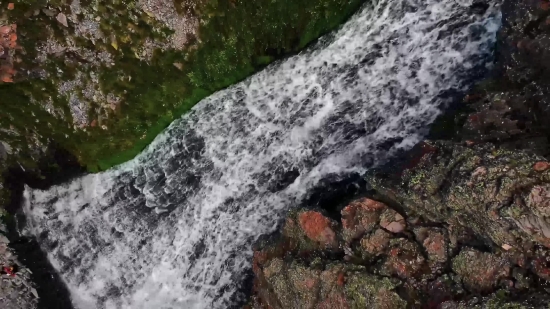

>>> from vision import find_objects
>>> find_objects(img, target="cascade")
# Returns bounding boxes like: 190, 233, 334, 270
22, 1, 500, 308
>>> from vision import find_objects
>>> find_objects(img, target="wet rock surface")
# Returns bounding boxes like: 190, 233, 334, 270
247, 0, 550, 307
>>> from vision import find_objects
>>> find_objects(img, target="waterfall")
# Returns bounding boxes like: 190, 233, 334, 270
22, 0, 500, 308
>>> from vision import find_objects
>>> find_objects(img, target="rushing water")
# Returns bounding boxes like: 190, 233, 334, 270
22, 1, 500, 308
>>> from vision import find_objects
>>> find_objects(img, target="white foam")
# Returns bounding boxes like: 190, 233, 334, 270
22, 0, 500, 308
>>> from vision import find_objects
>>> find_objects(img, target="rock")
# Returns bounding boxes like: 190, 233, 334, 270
341, 198, 386, 243
419, 228, 447, 264
7, 3, 14, 10
344, 271, 405, 309
360, 229, 391, 257
297, 211, 337, 248
534, 162, 550, 172
30, 288, 38, 298
56, 13, 68, 27
251, 256, 407, 309
384, 221, 405, 233
379, 208, 406, 234
501, 244, 512, 251
0, 26, 10, 35
0, 234, 9, 244
381, 238, 425, 280
452, 249, 510, 293
368, 141, 550, 251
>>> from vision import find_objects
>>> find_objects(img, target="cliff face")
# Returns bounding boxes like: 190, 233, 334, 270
247, 0, 550, 307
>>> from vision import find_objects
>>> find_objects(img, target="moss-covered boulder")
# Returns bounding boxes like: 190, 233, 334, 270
0, 0, 365, 173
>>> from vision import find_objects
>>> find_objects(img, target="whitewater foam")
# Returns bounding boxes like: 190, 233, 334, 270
22, 0, 500, 308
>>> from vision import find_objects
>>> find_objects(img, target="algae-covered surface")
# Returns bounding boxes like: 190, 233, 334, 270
0, 0, 364, 176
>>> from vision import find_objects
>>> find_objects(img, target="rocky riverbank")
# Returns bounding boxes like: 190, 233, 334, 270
246, 0, 550, 307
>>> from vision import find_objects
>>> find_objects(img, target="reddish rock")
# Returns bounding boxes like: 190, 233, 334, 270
341, 198, 387, 242
252, 250, 269, 276
501, 244, 513, 251
0, 23, 18, 83
360, 229, 391, 256
527, 185, 550, 216
298, 211, 336, 247
0, 26, 10, 35
471, 166, 487, 179
56, 13, 69, 27
0, 73, 13, 83
380, 209, 406, 234
534, 161, 550, 172
7, 3, 14, 10
452, 249, 510, 293
422, 231, 447, 263
319, 265, 345, 290
382, 239, 425, 280
384, 221, 405, 233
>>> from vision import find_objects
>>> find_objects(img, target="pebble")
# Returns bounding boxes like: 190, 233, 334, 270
56, 13, 69, 27
385, 221, 405, 233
